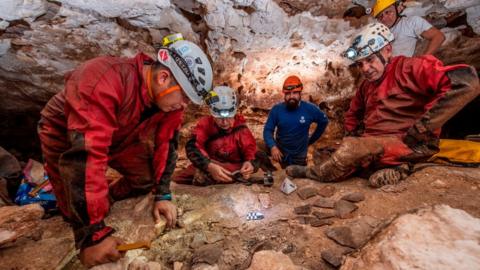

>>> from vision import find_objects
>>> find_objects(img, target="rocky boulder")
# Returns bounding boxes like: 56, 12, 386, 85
341, 205, 480, 270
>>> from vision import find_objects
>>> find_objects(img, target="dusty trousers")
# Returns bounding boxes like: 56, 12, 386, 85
38, 112, 177, 220
306, 136, 414, 182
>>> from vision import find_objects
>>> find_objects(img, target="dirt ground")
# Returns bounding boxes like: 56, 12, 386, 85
58, 163, 480, 270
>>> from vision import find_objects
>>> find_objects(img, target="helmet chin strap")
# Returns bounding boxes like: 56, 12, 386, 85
373, 51, 390, 83
375, 52, 387, 66
154, 85, 181, 103
391, 4, 402, 28
146, 65, 154, 102
146, 66, 182, 104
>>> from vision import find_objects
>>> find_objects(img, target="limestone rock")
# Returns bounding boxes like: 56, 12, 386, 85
342, 205, 480, 270
313, 197, 335, 208
325, 216, 380, 249
128, 257, 162, 270
311, 219, 334, 227
334, 200, 358, 219
173, 262, 184, 270
190, 232, 207, 249
192, 264, 219, 270
205, 231, 225, 244
248, 250, 301, 270
297, 187, 317, 200
313, 211, 336, 219
341, 192, 365, 203
294, 204, 312, 215
296, 216, 313, 224
0, 204, 44, 247
192, 243, 223, 265
321, 246, 354, 267
431, 179, 448, 189
318, 185, 336, 198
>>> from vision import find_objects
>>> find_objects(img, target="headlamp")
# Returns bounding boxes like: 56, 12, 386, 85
219, 110, 231, 118
212, 106, 235, 118
162, 33, 184, 47
344, 48, 358, 60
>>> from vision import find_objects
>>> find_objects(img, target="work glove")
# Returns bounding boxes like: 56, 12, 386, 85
402, 125, 439, 162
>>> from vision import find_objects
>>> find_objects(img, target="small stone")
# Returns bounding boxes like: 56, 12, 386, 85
325, 226, 356, 248
318, 185, 336, 197
296, 216, 309, 224
258, 193, 272, 209
325, 216, 380, 248
296, 216, 318, 224
380, 184, 407, 193
321, 249, 343, 267
341, 192, 365, 202
249, 250, 299, 270
312, 211, 335, 219
305, 216, 320, 224
294, 204, 311, 215
335, 200, 358, 219
313, 197, 335, 208
431, 179, 447, 189
174, 262, 184, 270
311, 219, 333, 227
192, 244, 223, 265
205, 231, 224, 244
190, 232, 207, 249
321, 247, 354, 267
297, 187, 318, 200
282, 242, 296, 254
155, 220, 166, 236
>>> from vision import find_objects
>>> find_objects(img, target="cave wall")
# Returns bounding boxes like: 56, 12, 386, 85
0, 0, 479, 158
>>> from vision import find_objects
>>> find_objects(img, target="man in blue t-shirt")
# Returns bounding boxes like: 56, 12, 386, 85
263, 75, 329, 168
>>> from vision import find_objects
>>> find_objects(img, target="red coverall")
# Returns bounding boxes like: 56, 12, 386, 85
174, 114, 257, 184
38, 53, 183, 249
306, 55, 479, 181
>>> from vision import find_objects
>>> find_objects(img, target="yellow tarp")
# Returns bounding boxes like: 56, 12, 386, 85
429, 139, 480, 164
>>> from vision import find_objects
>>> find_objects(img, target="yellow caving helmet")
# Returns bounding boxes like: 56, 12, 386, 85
372, 0, 396, 17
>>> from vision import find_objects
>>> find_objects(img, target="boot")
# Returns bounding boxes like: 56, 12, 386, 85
368, 164, 409, 188
286, 165, 307, 178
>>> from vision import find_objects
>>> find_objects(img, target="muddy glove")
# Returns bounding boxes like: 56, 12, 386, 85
402, 124, 440, 162
403, 124, 433, 148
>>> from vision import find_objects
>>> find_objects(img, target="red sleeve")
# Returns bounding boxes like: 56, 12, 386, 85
63, 67, 122, 247
395, 55, 463, 110
344, 84, 366, 133
152, 109, 184, 185
238, 127, 257, 161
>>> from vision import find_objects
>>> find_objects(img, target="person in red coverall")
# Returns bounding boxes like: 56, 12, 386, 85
286, 22, 479, 187
174, 86, 275, 185
37, 34, 216, 267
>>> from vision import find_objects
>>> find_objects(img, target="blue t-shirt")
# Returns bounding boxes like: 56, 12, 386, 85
263, 101, 328, 164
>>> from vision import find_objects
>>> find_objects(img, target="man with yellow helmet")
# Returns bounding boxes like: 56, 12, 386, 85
373, 0, 445, 57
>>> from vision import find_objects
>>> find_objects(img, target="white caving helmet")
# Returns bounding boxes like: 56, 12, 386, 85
343, 22, 395, 62
157, 33, 216, 105
209, 86, 238, 118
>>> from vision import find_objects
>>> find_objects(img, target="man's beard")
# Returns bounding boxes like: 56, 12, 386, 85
285, 98, 300, 110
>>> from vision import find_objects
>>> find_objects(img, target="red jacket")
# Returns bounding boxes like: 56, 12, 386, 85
39, 53, 183, 248
186, 115, 257, 170
345, 55, 469, 137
